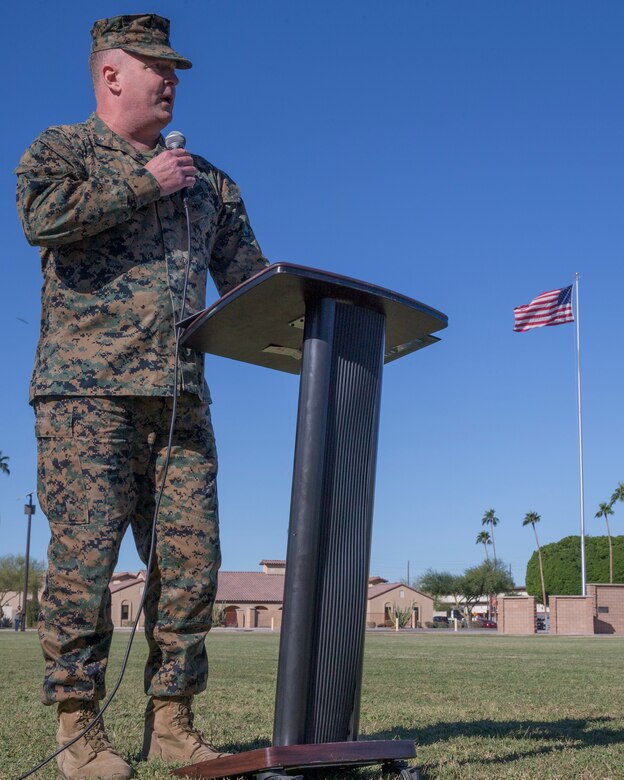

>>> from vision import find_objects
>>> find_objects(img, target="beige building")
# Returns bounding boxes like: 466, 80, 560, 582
216, 559, 286, 628
366, 579, 434, 627
1, 583, 46, 625
3, 572, 149, 629
107, 561, 286, 630
106, 561, 436, 630
110, 571, 147, 628
1, 591, 24, 621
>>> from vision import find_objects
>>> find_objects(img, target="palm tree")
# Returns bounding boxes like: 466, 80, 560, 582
482, 509, 499, 565
476, 530, 492, 561
595, 502, 615, 583
0, 452, 9, 476
523, 511, 547, 612
611, 482, 624, 507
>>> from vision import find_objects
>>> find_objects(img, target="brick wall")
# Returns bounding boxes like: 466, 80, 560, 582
499, 596, 536, 634
232, 607, 282, 629
549, 595, 593, 635
499, 587, 624, 635
588, 583, 624, 634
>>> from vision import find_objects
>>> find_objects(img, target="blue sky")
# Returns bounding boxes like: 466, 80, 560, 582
1, 1, 623, 586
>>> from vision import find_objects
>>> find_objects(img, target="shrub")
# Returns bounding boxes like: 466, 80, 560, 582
526, 535, 624, 598
388, 603, 414, 628
211, 601, 227, 627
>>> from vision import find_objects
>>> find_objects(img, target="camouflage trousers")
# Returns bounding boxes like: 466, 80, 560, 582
34, 394, 220, 705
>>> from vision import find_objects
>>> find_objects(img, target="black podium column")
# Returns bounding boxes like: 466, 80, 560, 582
173, 263, 446, 778
274, 296, 385, 746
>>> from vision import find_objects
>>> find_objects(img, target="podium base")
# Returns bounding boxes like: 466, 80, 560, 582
171, 739, 419, 779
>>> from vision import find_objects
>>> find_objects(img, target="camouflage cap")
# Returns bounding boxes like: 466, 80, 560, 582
90, 14, 192, 69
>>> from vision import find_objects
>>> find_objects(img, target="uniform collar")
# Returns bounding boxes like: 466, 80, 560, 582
89, 113, 166, 163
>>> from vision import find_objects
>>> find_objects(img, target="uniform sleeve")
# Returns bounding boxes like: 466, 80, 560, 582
208, 174, 269, 295
15, 128, 161, 248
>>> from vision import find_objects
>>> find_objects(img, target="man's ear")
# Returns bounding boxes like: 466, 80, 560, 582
102, 63, 122, 96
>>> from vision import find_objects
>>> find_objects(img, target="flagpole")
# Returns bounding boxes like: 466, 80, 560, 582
575, 272, 587, 595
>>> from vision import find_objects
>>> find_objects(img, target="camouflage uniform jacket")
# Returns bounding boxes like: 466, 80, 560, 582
16, 114, 268, 403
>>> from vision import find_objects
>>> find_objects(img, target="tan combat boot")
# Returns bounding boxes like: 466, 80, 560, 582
141, 696, 230, 763
57, 699, 134, 780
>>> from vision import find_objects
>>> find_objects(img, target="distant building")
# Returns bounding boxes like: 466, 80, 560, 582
366, 579, 434, 627
216, 560, 286, 628
105, 561, 436, 630
110, 571, 147, 628
107, 561, 286, 629
1, 583, 46, 623
1, 591, 24, 621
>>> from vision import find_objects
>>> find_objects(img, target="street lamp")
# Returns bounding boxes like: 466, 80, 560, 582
20, 493, 36, 632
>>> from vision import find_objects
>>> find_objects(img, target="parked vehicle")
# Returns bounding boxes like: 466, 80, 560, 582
474, 618, 497, 628
432, 616, 450, 626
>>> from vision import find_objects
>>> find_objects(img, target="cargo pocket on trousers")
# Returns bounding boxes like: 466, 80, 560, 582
35, 413, 89, 525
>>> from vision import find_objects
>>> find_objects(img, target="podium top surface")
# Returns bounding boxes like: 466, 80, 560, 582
180, 263, 448, 374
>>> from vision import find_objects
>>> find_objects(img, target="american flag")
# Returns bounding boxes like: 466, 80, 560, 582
513, 285, 574, 332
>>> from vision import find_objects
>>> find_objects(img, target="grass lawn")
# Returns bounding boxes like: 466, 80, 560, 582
2, 629, 624, 779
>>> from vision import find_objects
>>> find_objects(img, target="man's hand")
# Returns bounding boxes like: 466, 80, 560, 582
145, 149, 197, 197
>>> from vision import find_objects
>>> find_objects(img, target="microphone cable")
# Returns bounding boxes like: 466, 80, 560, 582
16, 191, 195, 780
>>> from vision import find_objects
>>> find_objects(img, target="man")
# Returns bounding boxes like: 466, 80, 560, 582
16, 14, 268, 780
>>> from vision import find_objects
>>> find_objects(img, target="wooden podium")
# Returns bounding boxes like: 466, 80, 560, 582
173, 264, 447, 779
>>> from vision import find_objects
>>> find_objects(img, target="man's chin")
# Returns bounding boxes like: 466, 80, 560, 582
157, 103, 174, 121
157, 111, 174, 130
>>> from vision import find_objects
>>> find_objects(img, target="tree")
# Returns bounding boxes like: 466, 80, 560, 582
25, 597, 40, 628
211, 602, 227, 627
476, 530, 492, 561
416, 569, 464, 615
611, 482, 624, 507
417, 563, 514, 623
523, 512, 547, 609
0, 452, 9, 476
458, 560, 515, 621
482, 509, 499, 565
0, 555, 45, 616
595, 502, 615, 583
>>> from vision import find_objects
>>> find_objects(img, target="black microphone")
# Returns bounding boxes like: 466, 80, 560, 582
165, 130, 186, 149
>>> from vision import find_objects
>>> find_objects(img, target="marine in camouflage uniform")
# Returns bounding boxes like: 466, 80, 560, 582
15, 13, 267, 772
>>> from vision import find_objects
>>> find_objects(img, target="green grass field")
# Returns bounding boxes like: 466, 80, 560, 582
2, 630, 624, 779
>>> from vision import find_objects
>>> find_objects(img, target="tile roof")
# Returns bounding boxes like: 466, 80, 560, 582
110, 571, 139, 582
110, 571, 145, 594
216, 571, 285, 603
366, 582, 432, 601
108, 570, 429, 606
